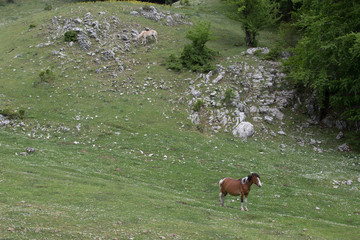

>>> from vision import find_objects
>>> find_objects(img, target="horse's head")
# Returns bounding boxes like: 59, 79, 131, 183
248, 173, 262, 187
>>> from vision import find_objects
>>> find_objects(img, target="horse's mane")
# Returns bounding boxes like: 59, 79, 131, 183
247, 173, 260, 181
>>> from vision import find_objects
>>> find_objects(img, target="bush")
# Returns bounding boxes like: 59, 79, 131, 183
64, 30, 78, 42
39, 67, 55, 83
222, 88, 235, 106
0, 105, 25, 119
167, 21, 217, 72
29, 24, 36, 29
192, 99, 204, 112
263, 46, 281, 61
166, 54, 182, 71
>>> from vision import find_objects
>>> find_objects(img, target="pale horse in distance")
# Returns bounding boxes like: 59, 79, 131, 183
136, 30, 158, 45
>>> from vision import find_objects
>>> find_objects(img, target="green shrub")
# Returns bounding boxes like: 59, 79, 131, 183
0, 105, 25, 119
222, 88, 235, 106
263, 46, 281, 61
253, 49, 263, 57
167, 21, 217, 72
29, 24, 36, 29
64, 30, 78, 42
192, 99, 204, 112
166, 54, 182, 72
39, 67, 55, 83
180, 43, 216, 72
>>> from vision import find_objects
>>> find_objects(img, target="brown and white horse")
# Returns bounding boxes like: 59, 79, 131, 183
219, 173, 262, 211
136, 30, 158, 44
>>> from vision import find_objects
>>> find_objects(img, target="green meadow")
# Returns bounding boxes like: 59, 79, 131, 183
0, 0, 359, 239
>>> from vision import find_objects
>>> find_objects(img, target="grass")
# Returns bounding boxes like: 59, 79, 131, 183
1, 0, 359, 239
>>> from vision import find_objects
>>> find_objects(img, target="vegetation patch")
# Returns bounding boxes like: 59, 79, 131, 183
64, 30, 78, 42
38, 67, 55, 83
167, 21, 217, 72
192, 99, 204, 112
0, 104, 25, 119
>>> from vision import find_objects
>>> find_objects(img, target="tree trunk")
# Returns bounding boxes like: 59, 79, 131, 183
245, 27, 256, 47
320, 88, 330, 120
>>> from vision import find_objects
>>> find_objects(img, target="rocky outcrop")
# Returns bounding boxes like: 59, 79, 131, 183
185, 49, 295, 138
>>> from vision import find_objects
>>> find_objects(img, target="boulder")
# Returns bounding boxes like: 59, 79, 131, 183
232, 122, 254, 140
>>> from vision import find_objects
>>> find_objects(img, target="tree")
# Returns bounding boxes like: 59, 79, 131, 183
226, 0, 279, 46
285, 0, 360, 121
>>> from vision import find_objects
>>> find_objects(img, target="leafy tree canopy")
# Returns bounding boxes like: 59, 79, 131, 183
225, 0, 279, 46
286, 0, 360, 121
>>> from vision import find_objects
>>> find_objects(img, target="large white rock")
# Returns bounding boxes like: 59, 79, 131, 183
232, 122, 254, 140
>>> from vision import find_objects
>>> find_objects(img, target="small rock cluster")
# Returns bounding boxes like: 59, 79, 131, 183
332, 179, 358, 189
130, 6, 191, 26
19, 147, 36, 156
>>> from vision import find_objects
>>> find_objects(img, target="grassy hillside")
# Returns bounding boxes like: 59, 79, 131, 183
0, 0, 359, 239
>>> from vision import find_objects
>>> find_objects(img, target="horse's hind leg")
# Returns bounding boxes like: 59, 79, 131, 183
240, 193, 244, 211
219, 192, 226, 207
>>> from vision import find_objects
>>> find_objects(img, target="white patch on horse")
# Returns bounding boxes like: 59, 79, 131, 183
219, 178, 225, 188
242, 177, 248, 184
257, 177, 262, 187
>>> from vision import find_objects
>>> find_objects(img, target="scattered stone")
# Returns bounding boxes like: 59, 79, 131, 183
190, 112, 200, 125
74, 17, 82, 24
191, 89, 201, 98
212, 71, 225, 84
101, 50, 115, 60
130, 11, 139, 16
336, 131, 344, 140
313, 147, 323, 153
338, 143, 351, 152
277, 130, 286, 136
26, 147, 36, 154
270, 108, 284, 120
345, 180, 352, 185
264, 116, 274, 124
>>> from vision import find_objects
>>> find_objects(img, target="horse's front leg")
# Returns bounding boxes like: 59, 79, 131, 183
244, 194, 248, 211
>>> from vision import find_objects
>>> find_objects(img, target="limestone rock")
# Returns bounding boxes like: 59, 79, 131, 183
232, 122, 254, 140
